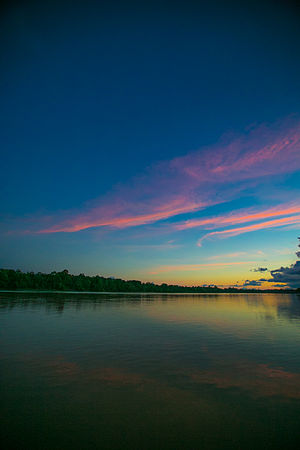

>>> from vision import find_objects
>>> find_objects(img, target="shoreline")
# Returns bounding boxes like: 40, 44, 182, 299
0, 289, 298, 295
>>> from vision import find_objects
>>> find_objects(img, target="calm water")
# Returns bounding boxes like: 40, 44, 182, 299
1, 292, 300, 450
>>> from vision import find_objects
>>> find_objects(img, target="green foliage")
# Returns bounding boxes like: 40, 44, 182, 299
0, 268, 295, 293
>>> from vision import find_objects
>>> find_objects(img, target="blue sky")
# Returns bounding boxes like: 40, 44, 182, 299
1, 0, 300, 287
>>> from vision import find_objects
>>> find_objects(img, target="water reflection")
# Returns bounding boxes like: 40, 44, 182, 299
0, 292, 164, 313
1, 292, 300, 450
1, 292, 299, 321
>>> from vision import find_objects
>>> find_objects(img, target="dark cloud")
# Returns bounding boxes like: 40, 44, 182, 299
264, 238, 300, 288
242, 237, 300, 289
251, 267, 268, 273
243, 280, 263, 287
296, 237, 300, 258
268, 261, 300, 288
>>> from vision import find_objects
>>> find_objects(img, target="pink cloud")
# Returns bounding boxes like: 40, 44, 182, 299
172, 119, 300, 184
39, 197, 203, 233
197, 214, 300, 246
14, 116, 300, 234
176, 203, 300, 231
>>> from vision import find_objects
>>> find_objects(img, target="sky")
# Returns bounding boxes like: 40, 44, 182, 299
1, 0, 300, 288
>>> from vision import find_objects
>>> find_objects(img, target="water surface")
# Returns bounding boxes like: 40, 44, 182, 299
1, 292, 300, 449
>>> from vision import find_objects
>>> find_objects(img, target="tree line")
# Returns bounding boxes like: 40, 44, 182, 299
0, 268, 297, 293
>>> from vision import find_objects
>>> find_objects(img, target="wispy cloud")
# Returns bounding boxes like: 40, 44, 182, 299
175, 203, 300, 231
149, 261, 256, 275
7, 117, 300, 234
39, 197, 202, 233
207, 250, 264, 260
197, 215, 300, 247
274, 248, 294, 256
119, 241, 181, 252
207, 252, 247, 260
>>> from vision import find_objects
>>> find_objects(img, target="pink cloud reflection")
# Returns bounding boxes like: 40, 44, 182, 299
187, 361, 300, 399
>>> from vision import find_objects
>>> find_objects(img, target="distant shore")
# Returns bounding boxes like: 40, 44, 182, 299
0, 289, 298, 295
1, 269, 299, 294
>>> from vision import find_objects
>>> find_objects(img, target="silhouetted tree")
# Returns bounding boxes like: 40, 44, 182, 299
0, 268, 296, 294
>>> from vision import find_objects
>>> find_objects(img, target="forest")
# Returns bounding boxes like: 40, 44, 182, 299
0, 268, 297, 293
